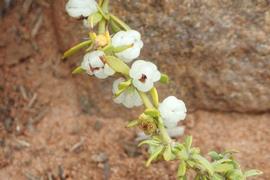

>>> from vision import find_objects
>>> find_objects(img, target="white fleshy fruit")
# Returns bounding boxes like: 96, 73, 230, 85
112, 78, 143, 108
81, 51, 115, 79
111, 30, 143, 63
159, 96, 187, 128
129, 60, 161, 92
66, 0, 98, 18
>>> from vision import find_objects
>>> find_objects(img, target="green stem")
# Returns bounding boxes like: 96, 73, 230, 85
102, 0, 109, 14
98, 19, 106, 34
98, 0, 104, 6
110, 14, 131, 31
158, 119, 171, 144
138, 91, 172, 144
138, 91, 153, 109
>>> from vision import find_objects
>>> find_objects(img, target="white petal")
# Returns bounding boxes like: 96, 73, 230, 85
113, 93, 125, 104
129, 60, 148, 79
167, 126, 185, 138
83, 19, 90, 28
89, 51, 105, 68
116, 46, 141, 63
94, 69, 108, 79
104, 64, 115, 76
151, 70, 161, 82
133, 79, 153, 92
112, 78, 125, 94
66, 0, 98, 18
112, 30, 143, 63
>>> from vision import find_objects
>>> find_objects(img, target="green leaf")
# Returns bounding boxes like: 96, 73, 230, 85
72, 66, 85, 74
208, 151, 221, 161
177, 161, 187, 177
101, 0, 109, 13
186, 160, 196, 168
227, 169, 244, 180
163, 145, 174, 161
110, 19, 122, 33
62, 40, 92, 59
160, 73, 170, 84
177, 175, 187, 180
244, 169, 263, 177
150, 87, 159, 107
144, 108, 160, 118
112, 44, 133, 53
110, 14, 131, 31
126, 120, 139, 128
114, 87, 127, 97
119, 79, 131, 90
146, 146, 163, 167
97, 5, 109, 20
178, 149, 189, 160
87, 12, 103, 28
138, 139, 160, 147
192, 154, 214, 175
213, 163, 234, 173
105, 56, 130, 75
184, 136, 192, 150
212, 174, 223, 180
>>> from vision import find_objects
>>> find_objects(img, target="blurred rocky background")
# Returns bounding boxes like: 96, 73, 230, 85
0, 0, 270, 179
52, 0, 270, 114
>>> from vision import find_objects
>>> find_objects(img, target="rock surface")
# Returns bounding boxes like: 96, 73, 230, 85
54, 0, 270, 113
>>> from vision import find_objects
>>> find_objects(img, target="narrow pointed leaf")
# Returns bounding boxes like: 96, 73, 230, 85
146, 146, 163, 167
110, 19, 122, 33
163, 145, 173, 161
119, 79, 131, 90
127, 120, 139, 128
97, 5, 109, 20
72, 66, 85, 74
63, 40, 92, 59
244, 169, 263, 177
213, 163, 234, 173
177, 161, 187, 177
138, 139, 160, 147
87, 12, 102, 28
144, 108, 160, 117
110, 14, 131, 31
184, 136, 192, 150
113, 44, 133, 53
192, 154, 214, 175
105, 56, 130, 75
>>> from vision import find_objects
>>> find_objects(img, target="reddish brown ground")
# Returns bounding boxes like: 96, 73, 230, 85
0, 1, 269, 180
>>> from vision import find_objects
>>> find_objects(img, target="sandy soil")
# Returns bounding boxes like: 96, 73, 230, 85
0, 1, 269, 180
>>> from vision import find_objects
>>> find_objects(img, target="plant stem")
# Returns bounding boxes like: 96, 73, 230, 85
138, 91, 172, 144
98, 19, 106, 34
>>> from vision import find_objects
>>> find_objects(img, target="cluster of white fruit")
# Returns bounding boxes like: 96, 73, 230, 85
66, 0, 187, 136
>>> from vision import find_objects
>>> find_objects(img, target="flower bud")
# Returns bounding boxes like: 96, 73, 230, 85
138, 114, 157, 135
66, 0, 98, 18
159, 96, 187, 128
